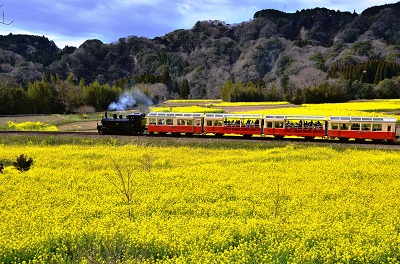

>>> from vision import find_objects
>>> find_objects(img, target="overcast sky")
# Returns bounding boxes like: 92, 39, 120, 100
0, 0, 398, 49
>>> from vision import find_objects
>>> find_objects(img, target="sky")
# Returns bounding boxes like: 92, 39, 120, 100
0, 0, 398, 49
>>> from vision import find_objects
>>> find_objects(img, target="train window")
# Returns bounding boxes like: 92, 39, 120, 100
187, 120, 193, 126
373, 124, 382, 131
388, 125, 392, 132
177, 119, 185, 125
275, 122, 283, 128
157, 119, 165, 125
350, 123, 360, 130
195, 119, 201, 126
149, 118, 156, 125
331, 123, 339, 130
340, 124, 348, 130
361, 124, 371, 131
166, 119, 173, 125
266, 122, 273, 128
206, 120, 213, 126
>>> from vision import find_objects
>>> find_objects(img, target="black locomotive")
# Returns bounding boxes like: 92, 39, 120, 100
97, 112, 147, 135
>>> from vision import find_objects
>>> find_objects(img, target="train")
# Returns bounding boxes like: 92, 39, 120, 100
97, 111, 399, 142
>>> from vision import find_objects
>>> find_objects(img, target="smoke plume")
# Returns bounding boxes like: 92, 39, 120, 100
108, 89, 153, 111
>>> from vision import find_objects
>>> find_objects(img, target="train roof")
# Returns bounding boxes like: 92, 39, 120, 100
126, 113, 145, 117
204, 113, 263, 119
264, 115, 326, 120
328, 116, 397, 123
147, 112, 204, 118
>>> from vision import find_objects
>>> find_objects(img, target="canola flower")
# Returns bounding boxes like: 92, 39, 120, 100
215, 101, 289, 107
168, 99, 222, 103
150, 105, 224, 113
235, 99, 400, 118
1, 121, 58, 131
0, 142, 400, 263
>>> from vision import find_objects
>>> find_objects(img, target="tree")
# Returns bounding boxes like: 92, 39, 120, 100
179, 79, 190, 99
82, 80, 120, 111
27, 74, 58, 114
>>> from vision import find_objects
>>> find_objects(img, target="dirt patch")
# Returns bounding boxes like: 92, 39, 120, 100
57, 121, 99, 132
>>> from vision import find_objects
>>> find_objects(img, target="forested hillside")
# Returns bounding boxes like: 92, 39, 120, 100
1, 2, 400, 114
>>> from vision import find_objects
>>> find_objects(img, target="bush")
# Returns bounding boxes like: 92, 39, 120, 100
12, 154, 34, 172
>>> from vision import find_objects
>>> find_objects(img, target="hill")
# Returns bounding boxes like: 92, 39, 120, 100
0, 2, 400, 105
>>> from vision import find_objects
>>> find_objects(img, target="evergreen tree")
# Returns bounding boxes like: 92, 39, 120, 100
180, 79, 190, 99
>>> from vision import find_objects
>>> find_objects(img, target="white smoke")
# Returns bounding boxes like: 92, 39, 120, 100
108, 89, 153, 111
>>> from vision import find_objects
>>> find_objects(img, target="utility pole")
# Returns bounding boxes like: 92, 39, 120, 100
0, 4, 13, 25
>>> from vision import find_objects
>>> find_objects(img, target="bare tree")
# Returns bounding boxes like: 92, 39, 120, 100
0, 4, 13, 25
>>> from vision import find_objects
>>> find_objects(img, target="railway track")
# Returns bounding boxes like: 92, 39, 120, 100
0, 130, 399, 150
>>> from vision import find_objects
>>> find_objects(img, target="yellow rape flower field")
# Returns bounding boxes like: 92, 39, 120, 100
236, 99, 400, 117
1, 137, 400, 263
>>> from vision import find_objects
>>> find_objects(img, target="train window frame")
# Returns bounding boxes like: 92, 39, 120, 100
195, 119, 201, 126
187, 120, 193, 126
274, 122, 283, 128
361, 123, 371, 131
266, 122, 273, 128
373, 124, 382, 131
388, 125, 392, 132
177, 119, 185, 125
340, 123, 348, 130
149, 118, 156, 125
350, 123, 360, 130
214, 120, 221, 126
166, 119, 173, 125
331, 123, 339, 130
157, 118, 165, 125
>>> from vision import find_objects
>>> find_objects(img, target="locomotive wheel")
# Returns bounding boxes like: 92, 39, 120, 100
100, 127, 108, 135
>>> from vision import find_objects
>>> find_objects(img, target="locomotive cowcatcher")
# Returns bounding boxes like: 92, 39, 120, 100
97, 112, 146, 135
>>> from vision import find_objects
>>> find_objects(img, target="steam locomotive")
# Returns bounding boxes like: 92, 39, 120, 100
97, 112, 147, 135
97, 112, 398, 142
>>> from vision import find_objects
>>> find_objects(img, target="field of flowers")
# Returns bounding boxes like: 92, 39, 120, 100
0, 121, 58, 131
235, 99, 400, 118
1, 137, 400, 263
149, 99, 400, 121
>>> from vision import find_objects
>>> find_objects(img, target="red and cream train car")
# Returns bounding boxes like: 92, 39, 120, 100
147, 112, 203, 135
263, 115, 327, 140
203, 113, 263, 137
328, 116, 397, 142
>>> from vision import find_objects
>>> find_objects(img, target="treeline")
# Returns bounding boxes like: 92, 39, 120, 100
220, 68, 400, 104
328, 60, 400, 84
0, 74, 123, 115
0, 69, 194, 115
220, 79, 281, 102
220, 78, 348, 103
115, 69, 191, 100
